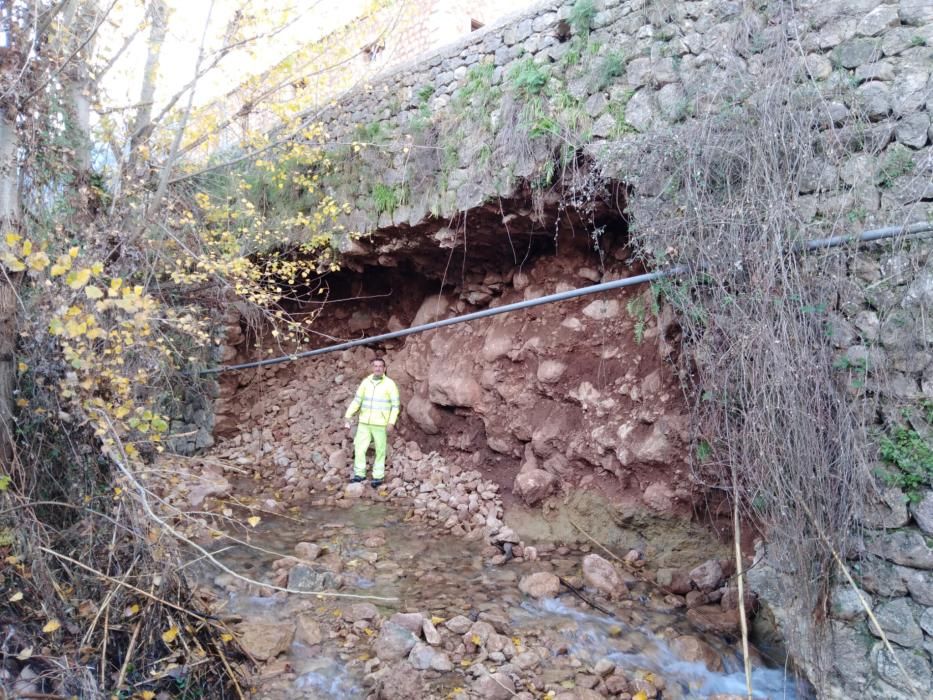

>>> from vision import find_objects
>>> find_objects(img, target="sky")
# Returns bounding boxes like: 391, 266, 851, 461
99, 0, 374, 109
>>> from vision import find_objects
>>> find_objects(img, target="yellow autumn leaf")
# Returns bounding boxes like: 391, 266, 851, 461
632, 692, 648, 700
17, 361, 26, 372
16, 646, 32, 661
9, 591, 23, 602
26, 251, 50, 271
68, 246, 79, 258
84, 285, 103, 299
220, 632, 233, 642
139, 692, 156, 700
15, 398, 28, 408
431, 616, 445, 625
21, 240, 31, 256
66, 268, 91, 289
91, 261, 104, 275
64, 319, 87, 337
2, 252, 25, 272
5, 232, 21, 246
247, 515, 261, 527
42, 619, 61, 633
161, 626, 179, 644
470, 634, 482, 645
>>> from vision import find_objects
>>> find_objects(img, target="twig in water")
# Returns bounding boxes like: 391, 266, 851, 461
558, 576, 616, 618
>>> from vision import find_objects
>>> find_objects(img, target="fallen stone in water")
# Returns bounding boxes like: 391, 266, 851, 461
669, 634, 723, 672
346, 602, 379, 622
593, 658, 615, 677
408, 641, 453, 671
373, 621, 418, 661
519, 571, 561, 599
582, 553, 625, 598
295, 615, 323, 646
236, 621, 294, 661
445, 615, 473, 634
555, 689, 603, 700
422, 618, 441, 645
288, 564, 339, 592
294, 541, 321, 560
686, 605, 741, 635
389, 611, 424, 635
471, 671, 515, 700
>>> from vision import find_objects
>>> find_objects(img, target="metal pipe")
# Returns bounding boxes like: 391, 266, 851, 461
199, 266, 689, 374
199, 222, 933, 375
802, 221, 933, 250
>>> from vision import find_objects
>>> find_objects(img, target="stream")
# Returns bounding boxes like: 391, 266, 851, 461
190, 501, 807, 699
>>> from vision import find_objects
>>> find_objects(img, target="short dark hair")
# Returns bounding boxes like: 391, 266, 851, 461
372, 357, 386, 366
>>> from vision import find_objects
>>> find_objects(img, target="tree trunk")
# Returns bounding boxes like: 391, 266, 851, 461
109, 0, 169, 205
0, 107, 20, 469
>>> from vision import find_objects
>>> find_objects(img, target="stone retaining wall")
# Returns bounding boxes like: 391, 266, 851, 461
176, 0, 932, 695
312, 0, 933, 694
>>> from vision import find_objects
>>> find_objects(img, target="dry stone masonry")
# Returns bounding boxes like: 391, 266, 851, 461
175, 0, 933, 696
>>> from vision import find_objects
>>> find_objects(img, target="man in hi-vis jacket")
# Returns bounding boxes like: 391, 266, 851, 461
344, 357, 401, 487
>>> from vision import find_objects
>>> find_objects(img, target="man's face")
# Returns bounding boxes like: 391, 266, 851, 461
372, 360, 385, 377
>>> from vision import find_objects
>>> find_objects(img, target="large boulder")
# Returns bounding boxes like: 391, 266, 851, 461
513, 468, 557, 506
411, 294, 453, 326
406, 394, 441, 435
582, 554, 625, 598
427, 363, 483, 408
689, 560, 724, 592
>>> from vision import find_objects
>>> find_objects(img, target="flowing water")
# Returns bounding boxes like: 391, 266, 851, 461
191, 501, 807, 699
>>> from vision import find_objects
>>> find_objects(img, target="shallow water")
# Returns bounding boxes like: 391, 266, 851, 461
192, 501, 806, 699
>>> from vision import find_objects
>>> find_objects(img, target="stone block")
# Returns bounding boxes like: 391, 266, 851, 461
856, 5, 900, 37
899, 0, 933, 26
834, 37, 882, 67
869, 597, 924, 647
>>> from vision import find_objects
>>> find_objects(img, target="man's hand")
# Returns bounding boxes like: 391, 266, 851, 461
344, 421, 352, 431
386, 424, 395, 434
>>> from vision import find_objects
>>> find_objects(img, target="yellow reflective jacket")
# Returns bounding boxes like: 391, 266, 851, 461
345, 374, 400, 427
